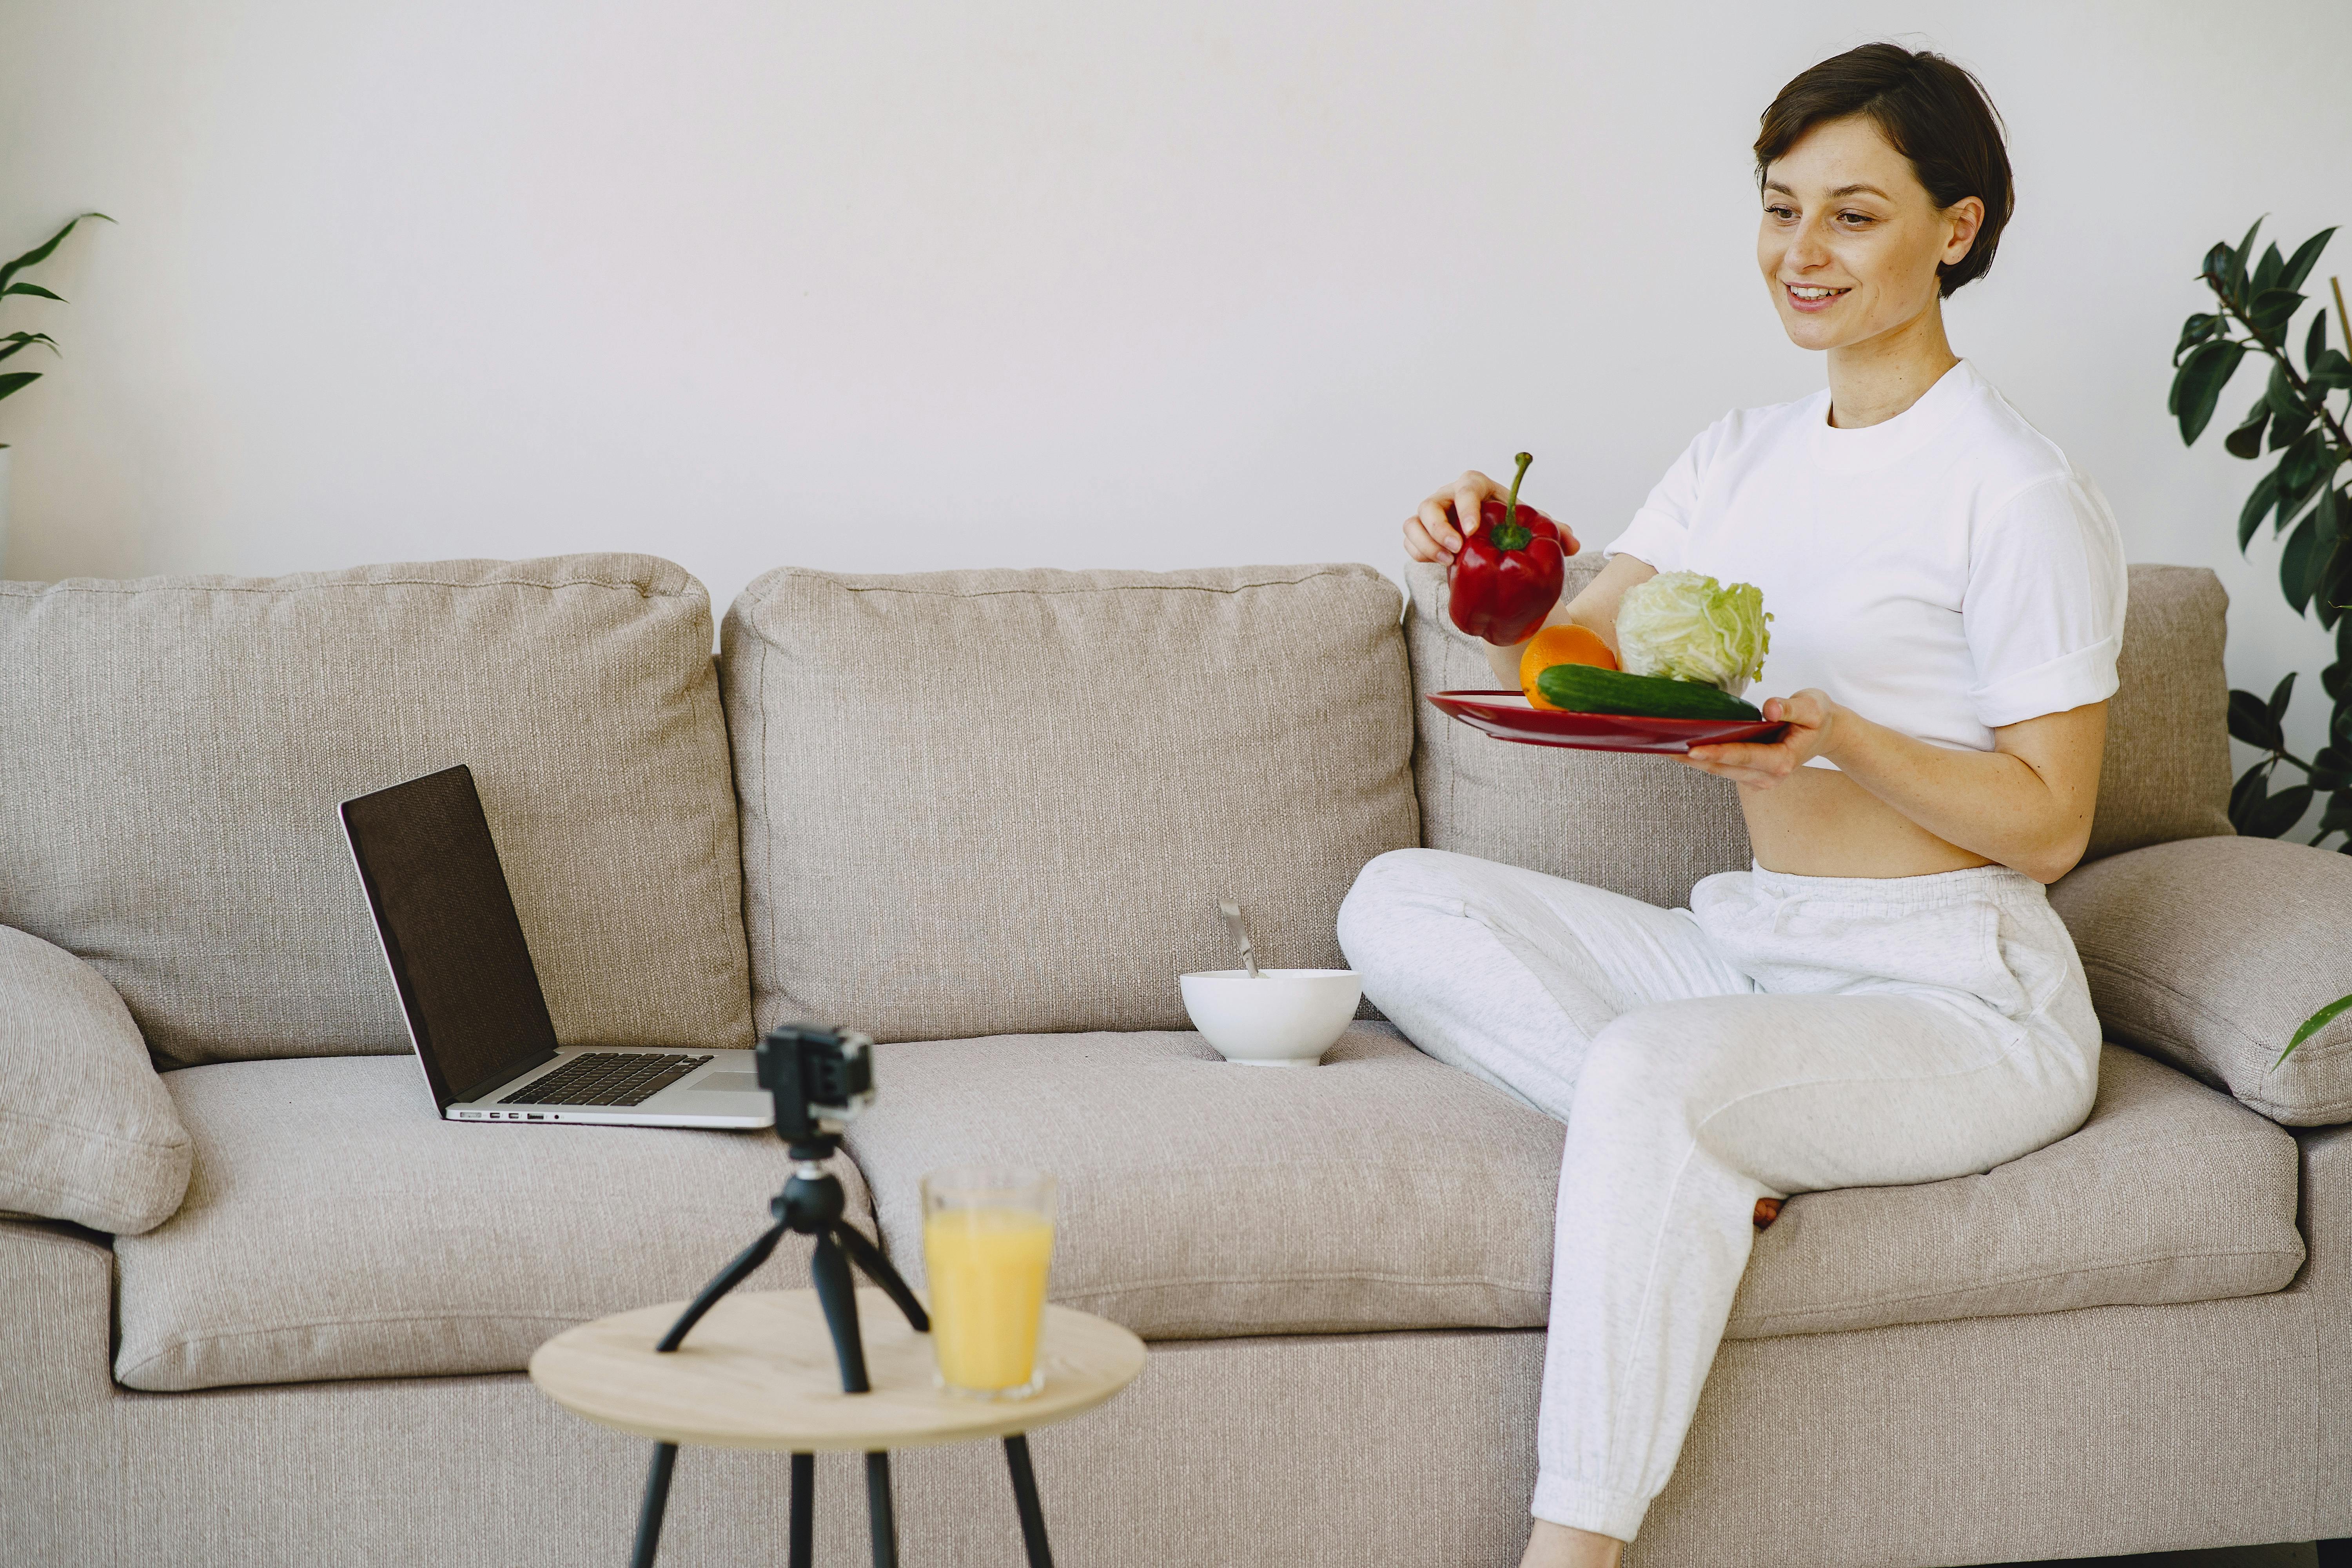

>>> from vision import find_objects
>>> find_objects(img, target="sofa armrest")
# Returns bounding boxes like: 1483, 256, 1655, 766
0, 926, 192, 1232
0, 1216, 121, 1556
2050, 835, 2352, 1126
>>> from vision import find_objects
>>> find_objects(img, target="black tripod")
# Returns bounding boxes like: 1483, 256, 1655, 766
626, 1026, 1058, 1568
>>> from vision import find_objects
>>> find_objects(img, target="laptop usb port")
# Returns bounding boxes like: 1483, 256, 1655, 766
526, 1113, 544, 1120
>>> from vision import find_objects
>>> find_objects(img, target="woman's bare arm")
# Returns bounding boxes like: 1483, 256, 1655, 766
1684, 695, 2107, 884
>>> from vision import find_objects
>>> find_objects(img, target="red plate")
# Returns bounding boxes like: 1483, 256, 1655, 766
1426, 690, 1789, 754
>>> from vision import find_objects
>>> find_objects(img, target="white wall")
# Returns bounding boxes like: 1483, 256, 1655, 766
3, 1, 2349, 774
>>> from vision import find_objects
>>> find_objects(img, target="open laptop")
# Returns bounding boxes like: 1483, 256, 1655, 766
340, 764, 772, 1129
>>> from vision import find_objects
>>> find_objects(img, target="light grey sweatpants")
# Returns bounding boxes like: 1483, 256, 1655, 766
1334, 848, 2101, 1543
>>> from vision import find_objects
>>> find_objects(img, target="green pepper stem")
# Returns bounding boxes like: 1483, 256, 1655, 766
1484, 452, 1536, 552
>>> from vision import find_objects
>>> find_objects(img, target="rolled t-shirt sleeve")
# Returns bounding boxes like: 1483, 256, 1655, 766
1962, 471, 2129, 729
1604, 418, 1726, 573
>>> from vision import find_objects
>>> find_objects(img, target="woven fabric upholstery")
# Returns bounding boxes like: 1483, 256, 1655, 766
0, 557, 751, 1067
14, 1282, 2325, 1567
112, 1055, 865, 1390
0, 926, 190, 1234
2085, 563, 2235, 859
839, 1030, 2299, 1341
1404, 559, 2234, 906
720, 564, 1419, 1042
1730, 1045, 2302, 1337
2052, 834, 2352, 1125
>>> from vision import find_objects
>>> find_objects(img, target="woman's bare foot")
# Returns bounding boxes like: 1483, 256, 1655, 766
1520, 1519, 1625, 1568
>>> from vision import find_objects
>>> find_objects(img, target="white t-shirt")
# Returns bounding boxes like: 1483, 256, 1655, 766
1605, 359, 2127, 770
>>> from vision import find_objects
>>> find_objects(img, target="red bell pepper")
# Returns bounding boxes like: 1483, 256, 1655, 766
1446, 452, 1572, 645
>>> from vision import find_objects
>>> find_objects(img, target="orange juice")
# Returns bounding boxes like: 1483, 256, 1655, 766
923, 1206, 1055, 1393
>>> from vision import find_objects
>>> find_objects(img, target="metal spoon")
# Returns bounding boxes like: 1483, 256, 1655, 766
1218, 902, 1263, 979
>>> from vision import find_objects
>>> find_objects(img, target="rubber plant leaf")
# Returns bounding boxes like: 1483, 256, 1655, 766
2279, 227, 2336, 294
2176, 339, 2247, 445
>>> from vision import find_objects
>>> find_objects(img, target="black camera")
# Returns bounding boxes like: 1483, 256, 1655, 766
756, 1023, 876, 1148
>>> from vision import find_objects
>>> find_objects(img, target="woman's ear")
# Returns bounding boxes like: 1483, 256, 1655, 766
1943, 194, 1986, 266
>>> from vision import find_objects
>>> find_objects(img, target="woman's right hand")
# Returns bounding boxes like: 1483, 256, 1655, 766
1403, 470, 1510, 563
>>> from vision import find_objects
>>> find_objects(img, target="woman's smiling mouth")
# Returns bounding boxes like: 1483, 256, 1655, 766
1784, 282, 1851, 312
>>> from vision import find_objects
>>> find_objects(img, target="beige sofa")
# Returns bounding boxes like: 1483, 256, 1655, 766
3, 551, 2349, 1568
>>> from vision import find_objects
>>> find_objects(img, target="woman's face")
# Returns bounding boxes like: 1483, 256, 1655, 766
1755, 114, 1984, 352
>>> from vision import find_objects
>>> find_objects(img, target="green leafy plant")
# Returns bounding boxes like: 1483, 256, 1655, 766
0, 212, 112, 416
2171, 219, 2352, 1063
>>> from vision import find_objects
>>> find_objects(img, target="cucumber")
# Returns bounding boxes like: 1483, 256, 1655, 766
1534, 662, 1762, 721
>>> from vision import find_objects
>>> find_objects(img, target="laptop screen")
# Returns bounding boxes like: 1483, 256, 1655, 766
340, 765, 560, 1107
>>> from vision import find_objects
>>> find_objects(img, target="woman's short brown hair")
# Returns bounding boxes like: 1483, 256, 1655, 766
1755, 44, 2013, 297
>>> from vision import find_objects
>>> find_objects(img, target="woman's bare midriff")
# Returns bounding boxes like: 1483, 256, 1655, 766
1739, 763, 1995, 879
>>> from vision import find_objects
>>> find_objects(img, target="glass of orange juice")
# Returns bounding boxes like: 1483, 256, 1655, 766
920, 1166, 1057, 1400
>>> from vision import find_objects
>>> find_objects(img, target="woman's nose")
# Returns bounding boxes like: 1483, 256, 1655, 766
1785, 220, 1833, 271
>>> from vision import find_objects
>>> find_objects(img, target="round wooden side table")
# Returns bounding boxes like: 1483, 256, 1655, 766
530, 1286, 1147, 1568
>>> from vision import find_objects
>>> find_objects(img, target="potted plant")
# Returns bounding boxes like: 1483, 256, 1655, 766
0, 211, 110, 573
2169, 218, 2352, 1057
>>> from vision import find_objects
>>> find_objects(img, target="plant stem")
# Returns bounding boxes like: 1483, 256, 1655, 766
2336, 276, 2350, 367
2209, 267, 2352, 465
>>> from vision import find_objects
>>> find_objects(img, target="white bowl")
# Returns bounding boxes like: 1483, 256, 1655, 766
1178, 968, 1361, 1067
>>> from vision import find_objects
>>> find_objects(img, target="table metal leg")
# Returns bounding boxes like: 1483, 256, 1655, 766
866, 1451, 898, 1568
1004, 1434, 1054, 1568
789, 1452, 813, 1568
630, 1442, 679, 1568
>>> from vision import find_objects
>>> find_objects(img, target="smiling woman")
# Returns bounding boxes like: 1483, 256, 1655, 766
1366, 40, 2132, 1568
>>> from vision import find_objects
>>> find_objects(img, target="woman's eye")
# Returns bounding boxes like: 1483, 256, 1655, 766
1839, 212, 1873, 226
1767, 206, 1797, 221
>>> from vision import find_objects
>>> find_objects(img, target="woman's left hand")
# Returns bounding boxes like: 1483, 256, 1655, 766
1681, 689, 1837, 788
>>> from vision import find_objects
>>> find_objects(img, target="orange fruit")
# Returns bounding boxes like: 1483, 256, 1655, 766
1521, 624, 1618, 709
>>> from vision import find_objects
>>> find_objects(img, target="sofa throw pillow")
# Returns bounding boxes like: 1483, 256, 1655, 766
722, 564, 1421, 1042
0, 556, 752, 1067
2050, 835, 2352, 1126
0, 926, 192, 1234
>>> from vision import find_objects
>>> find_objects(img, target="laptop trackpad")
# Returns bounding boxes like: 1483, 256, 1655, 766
690, 1072, 762, 1096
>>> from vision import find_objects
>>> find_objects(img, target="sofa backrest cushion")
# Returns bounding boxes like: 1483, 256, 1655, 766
0, 926, 191, 1234
721, 563, 1419, 1042
2087, 563, 2234, 859
1406, 557, 2233, 907
0, 556, 752, 1068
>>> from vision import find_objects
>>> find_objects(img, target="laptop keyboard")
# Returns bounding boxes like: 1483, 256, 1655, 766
500, 1053, 715, 1107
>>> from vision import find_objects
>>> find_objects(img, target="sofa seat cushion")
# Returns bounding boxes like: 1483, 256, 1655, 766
113, 1055, 866, 1392
1730, 1045, 2303, 1338
844, 1031, 2304, 1342
844, 1023, 1566, 1338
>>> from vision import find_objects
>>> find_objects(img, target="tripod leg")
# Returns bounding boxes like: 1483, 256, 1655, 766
789, 1452, 813, 1568
810, 1230, 873, 1393
866, 1451, 898, 1568
656, 1220, 789, 1352
833, 1219, 931, 1333
630, 1442, 679, 1568
1003, 1434, 1054, 1568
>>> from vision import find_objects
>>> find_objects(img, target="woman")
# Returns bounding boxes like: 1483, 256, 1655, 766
1338, 44, 2124, 1568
